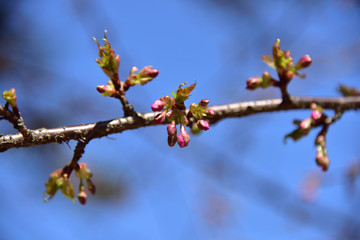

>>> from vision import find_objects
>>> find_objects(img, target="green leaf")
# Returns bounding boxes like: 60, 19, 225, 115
261, 55, 275, 68
284, 128, 310, 143
174, 82, 196, 103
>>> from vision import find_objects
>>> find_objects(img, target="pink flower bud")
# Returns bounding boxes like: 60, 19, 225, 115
138, 66, 159, 78
168, 135, 177, 147
316, 151, 329, 172
311, 110, 322, 121
151, 100, 166, 111
167, 121, 177, 136
206, 108, 215, 117
300, 118, 312, 130
154, 111, 166, 123
177, 125, 190, 148
296, 55, 312, 69
78, 187, 87, 205
246, 77, 262, 90
199, 99, 209, 108
197, 120, 209, 131
96, 85, 116, 97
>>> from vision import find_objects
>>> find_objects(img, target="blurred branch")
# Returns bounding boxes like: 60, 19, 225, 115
1, 96, 360, 152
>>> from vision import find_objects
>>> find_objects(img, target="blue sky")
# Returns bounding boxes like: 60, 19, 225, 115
0, 0, 360, 239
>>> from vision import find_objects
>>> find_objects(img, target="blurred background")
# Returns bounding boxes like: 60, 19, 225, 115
0, 0, 360, 239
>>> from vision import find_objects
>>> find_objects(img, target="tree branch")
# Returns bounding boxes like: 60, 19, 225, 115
1, 96, 359, 152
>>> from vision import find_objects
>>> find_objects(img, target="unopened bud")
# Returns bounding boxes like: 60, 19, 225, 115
177, 125, 190, 148
246, 77, 262, 90
167, 121, 177, 136
96, 84, 116, 97
199, 99, 209, 108
311, 110, 322, 121
138, 66, 159, 79
151, 100, 166, 111
300, 118, 312, 130
197, 120, 209, 131
168, 135, 177, 147
2, 88, 17, 107
78, 187, 87, 205
296, 55, 312, 69
316, 150, 329, 171
206, 108, 215, 118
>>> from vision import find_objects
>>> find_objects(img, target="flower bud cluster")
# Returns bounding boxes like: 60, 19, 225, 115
94, 31, 159, 100
247, 39, 312, 91
285, 103, 325, 142
151, 82, 213, 148
125, 66, 159, 87
43, 163, 95, 205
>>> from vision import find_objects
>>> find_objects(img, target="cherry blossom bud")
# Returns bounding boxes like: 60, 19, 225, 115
296, 55, 312, 69
138, 66, 159, 79
311, 110, 322, 121
316, 149, 329, 171
300, 118, 312, 130
96, 81, 117, 97
151, 100, 166, 111
167, 121, 177, 136
197, 120, 209, 131
246, 77, 262, 90
177, 125, 190, 148
206, 108, 215, 117
168, 135, 177, 147
199, 99, 209, 108
78, 186, 87, 205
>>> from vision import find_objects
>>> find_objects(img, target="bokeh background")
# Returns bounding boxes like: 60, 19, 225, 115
0, 0, 360, 239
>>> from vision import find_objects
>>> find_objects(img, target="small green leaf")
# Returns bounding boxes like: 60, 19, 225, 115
174, 82, 196, 103
284, 128, 310, 143
338, 84, 360, 97
261, 55, 275, 68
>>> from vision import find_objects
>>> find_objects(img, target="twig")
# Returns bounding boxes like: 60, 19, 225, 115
0, 96, 359, 152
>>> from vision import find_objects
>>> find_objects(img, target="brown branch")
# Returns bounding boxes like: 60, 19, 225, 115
0, 105, 32, 139
1, 96, 359, 152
